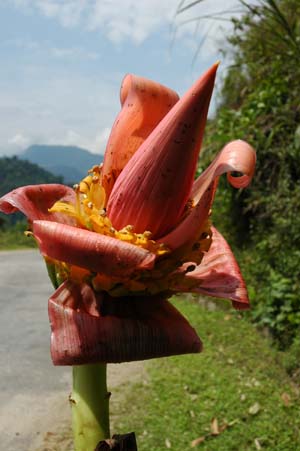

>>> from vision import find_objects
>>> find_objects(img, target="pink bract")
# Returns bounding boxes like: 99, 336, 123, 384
0, 63, 256, 364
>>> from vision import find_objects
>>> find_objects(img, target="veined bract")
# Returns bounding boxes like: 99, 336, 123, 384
0, 63, 256, 365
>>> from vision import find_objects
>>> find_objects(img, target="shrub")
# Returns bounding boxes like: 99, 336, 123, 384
199, 0, 300, 346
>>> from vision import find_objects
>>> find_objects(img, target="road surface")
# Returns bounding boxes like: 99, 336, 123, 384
0, 250, 71, 450
0, 250, 146, 451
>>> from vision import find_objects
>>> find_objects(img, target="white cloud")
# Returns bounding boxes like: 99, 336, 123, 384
10, 0, 251, 46
8, 133, 32, 150
0, 69, 118, 156
92, 127, 111, 151
4, 128, 110, 156
51, 46, 100, 60
3, 38, 40, 50
2, 0, 259, 157
11, 0, 88, 27
87, 0, 173, 44
51, 127, 111, 154
35, 0, 60, 18
3, 38, 100, 61
37, 0, 87, 27
4, 127, 111, 157
10, 0, 174, 43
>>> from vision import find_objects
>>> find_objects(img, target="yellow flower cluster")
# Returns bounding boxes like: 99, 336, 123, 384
49, 165, 170, 257
48, 166, 212, 297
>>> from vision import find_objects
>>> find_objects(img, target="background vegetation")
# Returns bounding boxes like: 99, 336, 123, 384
1, 2, 299, 447
33, 298, 300, 450
192, 0, 300, 351
1, 0, 299, 352
118, 298, 300, 451
0, 156, 63, 201
0, 156, 63, 249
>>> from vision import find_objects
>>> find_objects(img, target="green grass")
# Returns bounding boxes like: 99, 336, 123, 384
115, 298, 300, 450
0, 227, 36, 250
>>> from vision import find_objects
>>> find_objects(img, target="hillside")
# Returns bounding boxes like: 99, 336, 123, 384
0, 156, 63, 225
20, 145, 102, 184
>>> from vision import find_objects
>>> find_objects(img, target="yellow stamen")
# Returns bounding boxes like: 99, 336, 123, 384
49, 166, 171, 257
47, 163, 213, 296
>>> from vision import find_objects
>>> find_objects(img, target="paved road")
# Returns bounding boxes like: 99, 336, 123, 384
0, 250, 146, 451
0, 250, 71, 451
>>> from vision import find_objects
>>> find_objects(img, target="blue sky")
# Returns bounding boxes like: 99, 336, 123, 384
0, 0, 247, 157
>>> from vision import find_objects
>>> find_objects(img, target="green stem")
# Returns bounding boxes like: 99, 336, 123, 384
71, 363, 110, 451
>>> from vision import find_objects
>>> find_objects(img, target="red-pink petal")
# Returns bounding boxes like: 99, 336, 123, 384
101, 74, 179, 198
107, 63, 218, 238
159, 181, 217, 250
160, 139, 256, 250
174, 227, 249, 310
49, 281, 202, 365
192, 140, 256, 204
0, 184, 76, 225
33, 220, 155, 277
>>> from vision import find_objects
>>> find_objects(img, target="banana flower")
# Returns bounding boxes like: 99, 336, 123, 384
0, 63, 256, 366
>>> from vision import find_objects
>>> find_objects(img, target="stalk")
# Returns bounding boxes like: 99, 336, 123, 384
71, 363, 110, 450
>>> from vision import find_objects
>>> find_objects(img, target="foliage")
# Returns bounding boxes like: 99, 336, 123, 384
0, 155, 63, 197
0, 156, 63, 227
0, 221, 36, 250
117, 298, 300, 450
199, 0, 300, 346
281, 334, 300, 383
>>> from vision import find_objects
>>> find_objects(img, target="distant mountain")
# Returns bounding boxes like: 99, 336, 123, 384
20, 145, 103, 184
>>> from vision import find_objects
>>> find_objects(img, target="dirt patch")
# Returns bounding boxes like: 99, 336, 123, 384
30, 361, 146, 451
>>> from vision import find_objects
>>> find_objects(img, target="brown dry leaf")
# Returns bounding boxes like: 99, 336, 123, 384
219, 422, 229, 433
190, 418, 236, 447
191, 436, 206, 447
281, 392, 291, 406
210, 417, 220, 435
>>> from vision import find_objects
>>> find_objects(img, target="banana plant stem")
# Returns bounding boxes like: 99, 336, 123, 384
71, 363, 110, 451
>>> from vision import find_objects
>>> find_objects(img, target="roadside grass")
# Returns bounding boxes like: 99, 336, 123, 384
114, 297, 300, 451
0, 227, 36, 250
